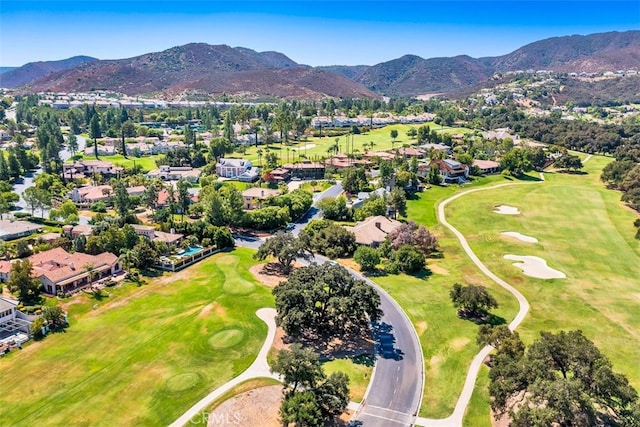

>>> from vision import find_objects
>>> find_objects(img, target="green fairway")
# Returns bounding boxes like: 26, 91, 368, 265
446, 156, 640, 424
0, 248, 274, 426
232, 124, 473, 165
374, 159, 640, 421
68, 153, 163, 171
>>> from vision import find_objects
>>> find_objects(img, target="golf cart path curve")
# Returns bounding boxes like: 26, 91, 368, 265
169, 308, 279, 427
415, 180, 541, 427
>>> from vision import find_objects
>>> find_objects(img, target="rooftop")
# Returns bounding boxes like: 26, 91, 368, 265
0, 220, 42, 240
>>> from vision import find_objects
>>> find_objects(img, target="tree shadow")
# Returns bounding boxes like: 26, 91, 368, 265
514, 174, 542, 182
457, 310, 506, 326
412, 268, 432, 280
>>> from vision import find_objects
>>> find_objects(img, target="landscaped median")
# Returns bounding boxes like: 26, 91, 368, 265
0, 248, 274, 426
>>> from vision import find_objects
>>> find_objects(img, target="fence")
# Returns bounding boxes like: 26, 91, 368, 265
154, 246, 220, 272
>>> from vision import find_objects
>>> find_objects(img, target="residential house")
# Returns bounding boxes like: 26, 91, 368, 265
155, 188, 198, 212
269, 168, 291, 182
28, 247, 122, 296
0, 220, 42, 241
63, 159, 123, 180
62, 224, 94, 239
69, 185, 146, 204
473, 159, 501, 175
351, 188, 388, 210
242, 188, 282, 210
427, 159, 469, 183
394, 147, 426, 159
146, 166, 202, 183
0, 296, 33, 340
282, 161, 325, 180
83, 145, 117, 156
215, 158, 253, 178
325, 154, 373, 170
363, 151, 395, 161
0, 261, 11, 283
130, 224, 183, 246
419, 143, 451, 156
344, 215, 402, 247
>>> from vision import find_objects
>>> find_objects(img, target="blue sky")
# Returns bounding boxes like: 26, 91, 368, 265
1, 1, 638, 67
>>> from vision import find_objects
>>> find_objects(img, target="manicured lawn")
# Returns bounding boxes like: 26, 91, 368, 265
231, 124, 474, 165
69, 153, 163, 172
372, 161, 640, 421
448, 156, 640, 424
0, 248, 274, 426
322, 355, 374, 403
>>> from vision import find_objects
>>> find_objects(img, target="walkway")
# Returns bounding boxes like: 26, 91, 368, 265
169, 308, 279, 427
415, 180, 541, 427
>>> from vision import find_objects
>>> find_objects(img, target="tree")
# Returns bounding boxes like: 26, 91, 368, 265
353, 192, 387, 222
0, 152, 8, 182
67, 133, 79, 158
427, 164, 442, 185
387, 187, 407, 218
317, 195, 349, 221
213, 226, 234, 249
279, 391, 323, 427
390, 129, 398, 142
273, 344, 350, 425
272, 262, 382, 340
554, 154, 583, 172
489, 330, 639, 426
387, 244, 425, 274
272, 344, 324, 393
112, 180, 130, 218
254, 231, 312, 273
90, 114, 101, 159
7, 259, 41, 305
300, 220, 356, 259
176, 179, 191, 223
341, 167, 368, 194
379, 160, 394, 188
353, 246, 380, 272
500, 148, 532, 176
6, 149, 21, 179
142, 181, 160, 214
406, 128, 418, 139
42, 306, 67, 330
384, 221, 438, 256
204, 190, 225, 226
450, 283, 498, 319
131, 238, 159, 269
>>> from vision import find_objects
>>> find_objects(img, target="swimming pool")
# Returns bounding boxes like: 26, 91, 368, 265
177, 246, 203, 258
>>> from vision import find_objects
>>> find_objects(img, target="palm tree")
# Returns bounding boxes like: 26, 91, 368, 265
83, 263, 95, 291
257, 149, 263, 167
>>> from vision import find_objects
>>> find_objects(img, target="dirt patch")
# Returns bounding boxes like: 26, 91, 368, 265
428, 264, 449, 275
249, 262, 304, 288
449, 337, 470, 350
272, 327, 290, 352
207, 385, 283, 427
415, 321, 428, 336
198, 303, 225, 318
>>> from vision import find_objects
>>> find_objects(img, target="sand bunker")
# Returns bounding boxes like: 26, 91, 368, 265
494, 205, 520, 215
298, 143, 316, 150
504, 255, 566, 279
501, 232, 538, 243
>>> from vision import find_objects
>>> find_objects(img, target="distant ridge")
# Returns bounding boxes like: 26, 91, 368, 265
7, 30, 640, 98
0, 56, 98, 88
0, 67, 17, 75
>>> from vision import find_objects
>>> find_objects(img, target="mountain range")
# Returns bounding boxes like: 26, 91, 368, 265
2, 30, 639, 99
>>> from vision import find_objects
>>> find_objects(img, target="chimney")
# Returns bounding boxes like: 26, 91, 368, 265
69, 263, 75, 270
170, 228, 175, 234
261, 190, 264, 197
375, 222, 382, 230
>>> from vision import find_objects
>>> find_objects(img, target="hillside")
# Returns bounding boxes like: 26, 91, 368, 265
0, 56, 97, 88
487, 30, 640, 73
355, 30, 640, 96
22, 43, 376, 99
354, 54, 493, 96
8, 30, 640, 99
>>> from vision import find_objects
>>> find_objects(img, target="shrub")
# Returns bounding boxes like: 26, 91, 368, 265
390, 245, 426, 274
353, 246, 380, 272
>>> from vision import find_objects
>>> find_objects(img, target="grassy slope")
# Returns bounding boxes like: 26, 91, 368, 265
373, 159, 640, 421
322, 356, 374, 403
68, 153, 163, 171
0, 248, 274, 427
452, 156, 640, 425
372, 174, 521, 418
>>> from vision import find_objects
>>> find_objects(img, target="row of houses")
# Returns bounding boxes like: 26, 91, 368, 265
82, 140, 187, 157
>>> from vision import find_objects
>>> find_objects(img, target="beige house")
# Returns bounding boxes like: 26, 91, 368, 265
345, 215, 402, 247
241, 188, 282, 210
27, 247, 122, 296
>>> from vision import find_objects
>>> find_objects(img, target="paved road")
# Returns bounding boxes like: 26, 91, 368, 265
12, 135, 90, 223
237, 182, 424, 426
